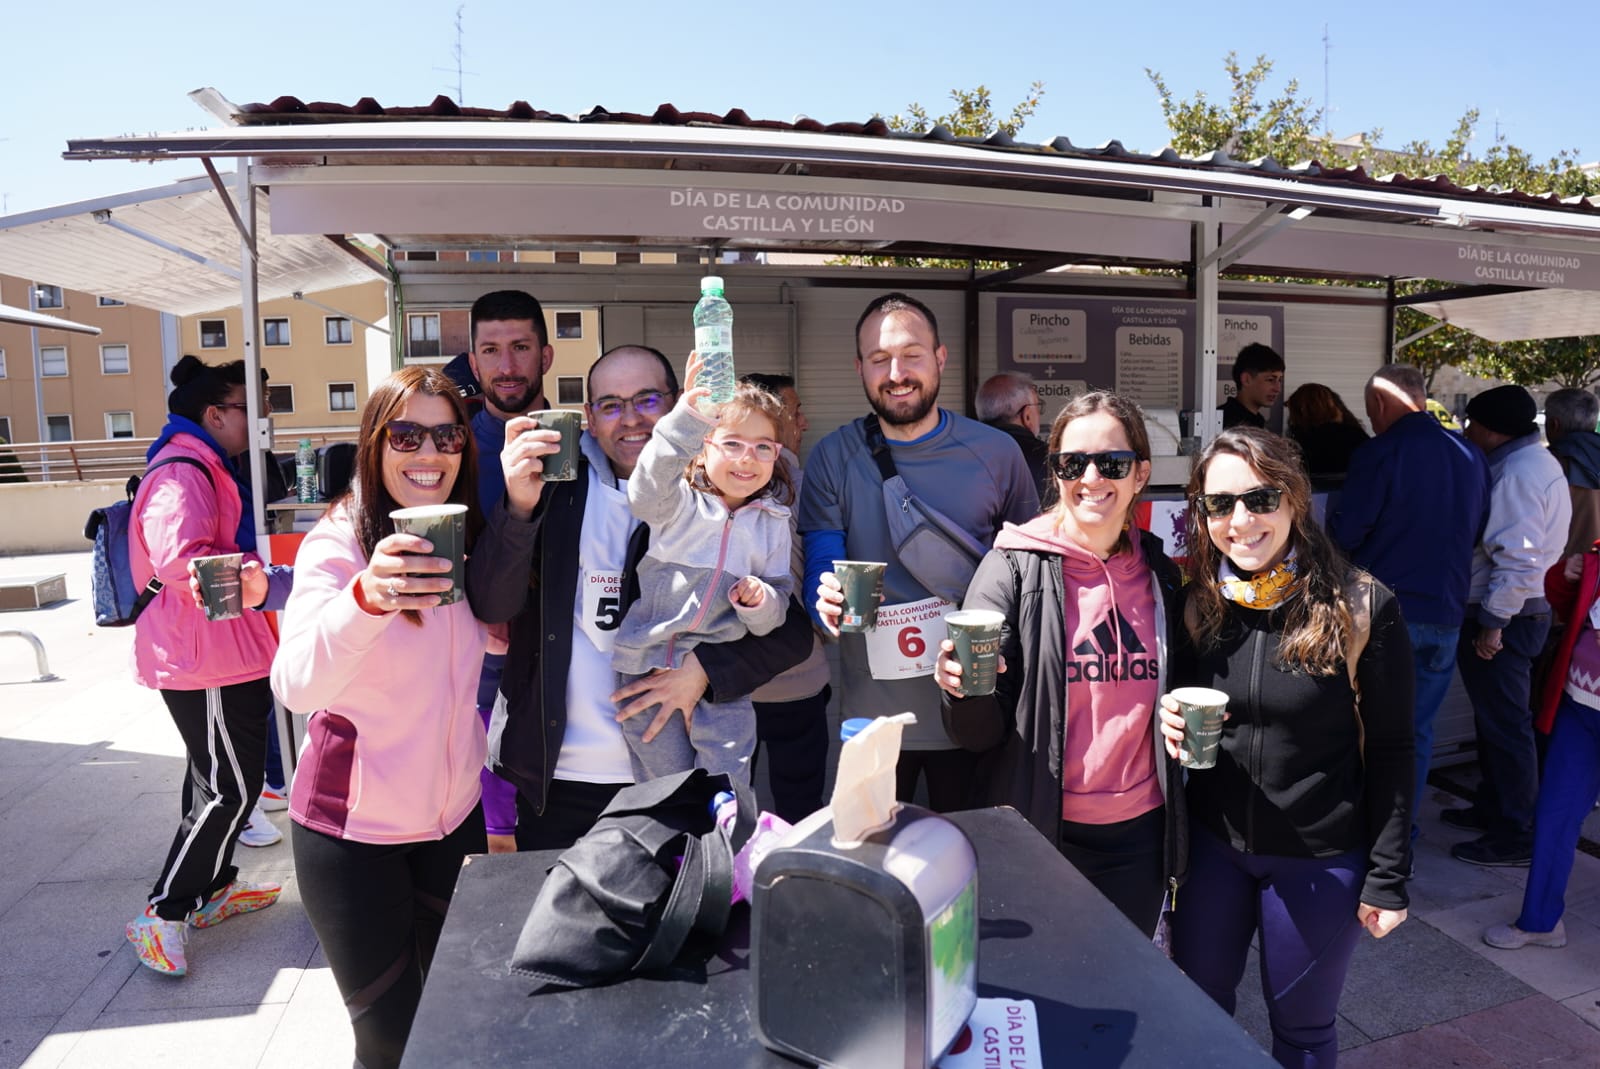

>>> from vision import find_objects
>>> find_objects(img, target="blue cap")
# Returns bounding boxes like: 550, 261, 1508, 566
840, 718, 874, 742
709, 790, 735, 817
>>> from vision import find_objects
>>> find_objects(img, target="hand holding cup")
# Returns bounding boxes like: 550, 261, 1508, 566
1160, 688, 1230, 768
934, 638, 1007, 698
501, 416, 563, 521
358, 532, 453, 614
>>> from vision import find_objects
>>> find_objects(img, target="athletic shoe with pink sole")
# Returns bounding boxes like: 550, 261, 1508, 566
126, 914, 189, 977
191, 878, 283, 928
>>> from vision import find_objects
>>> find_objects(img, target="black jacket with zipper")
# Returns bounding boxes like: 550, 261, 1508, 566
941, 528, 1189, 898
1174, 576, 1414, 910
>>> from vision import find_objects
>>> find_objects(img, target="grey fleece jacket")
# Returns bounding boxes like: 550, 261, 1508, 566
613, 402, 793, 675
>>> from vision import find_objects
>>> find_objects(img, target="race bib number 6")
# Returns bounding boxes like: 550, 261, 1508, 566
865, 596, 953, 680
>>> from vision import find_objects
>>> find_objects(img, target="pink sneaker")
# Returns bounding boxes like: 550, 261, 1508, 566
190, 878, 283, 929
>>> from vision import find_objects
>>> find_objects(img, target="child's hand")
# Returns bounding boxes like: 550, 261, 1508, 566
730, 576, 767, 608
680, 351, 714, 416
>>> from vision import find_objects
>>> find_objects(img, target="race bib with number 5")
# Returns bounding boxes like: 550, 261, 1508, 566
865, 596, 953, 680
581, 569, 625, 653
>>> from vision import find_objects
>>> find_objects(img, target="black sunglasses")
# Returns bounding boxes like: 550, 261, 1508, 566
384, 420, 468, 454
1193, 488, 1284, 518
1048, 450, 1139, 481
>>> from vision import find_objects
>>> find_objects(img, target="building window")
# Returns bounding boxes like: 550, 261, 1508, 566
263, 317, 292, 347
0, 416, 12, 443
406, 250, 437, 262
267, 384, 295, 413
408, 313, 441, 358
35, 285, 64, 309
555, 311, 583, 340
105, 411, 135, 439
325, 316, 353, 345
46, 415, 73, 441
615, 251, 641, 264
328, 382, 357, 412
554, 250, 580, 264
41, 346, 68, 377
0, 349, 6, 379
467, 250, 498, 263
199, 319, 228, 349
98, 296, 125, 307
100, 344, 130, 375
557, 376, 585, 405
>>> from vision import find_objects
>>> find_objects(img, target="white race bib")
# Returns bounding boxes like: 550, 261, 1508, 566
865, 596, 953, 680
580, 568, 626, 653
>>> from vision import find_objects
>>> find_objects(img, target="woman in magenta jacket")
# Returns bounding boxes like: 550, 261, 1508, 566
125, 355, 283, 979
273, 366, 487, 1069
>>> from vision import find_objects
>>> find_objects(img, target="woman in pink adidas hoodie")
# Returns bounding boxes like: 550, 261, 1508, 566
936, 391, 1185, 936
272, 366, 487, 1069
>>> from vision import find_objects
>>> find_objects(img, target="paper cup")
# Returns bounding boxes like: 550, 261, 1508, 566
390, 504, 467, 605
527, 409, 582, 483
832, 560, 886, 633
1171, 686, 1229, 769
193, 553, 244, 622
944, 609, 1005, 696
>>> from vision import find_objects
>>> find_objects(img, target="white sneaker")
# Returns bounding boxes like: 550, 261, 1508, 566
257, 784, 290, 812
1483, 919, 1567, 949
236, 802, 283, 848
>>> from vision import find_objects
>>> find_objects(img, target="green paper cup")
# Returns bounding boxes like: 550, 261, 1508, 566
1171, 686, 1229, 770
390, 504, 467, 605
527, 409, 582, 483
193, 553, 244, 622
832, 560, 886, 633
944, 609, 1005, 696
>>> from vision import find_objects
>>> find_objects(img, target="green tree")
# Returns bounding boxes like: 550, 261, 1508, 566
1147, 53, 1344, 165
833, 83, 1045, 269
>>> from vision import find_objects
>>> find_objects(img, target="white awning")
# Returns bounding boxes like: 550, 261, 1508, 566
0, 302, 101, 335
1407, 288, 1600, 342
0, 174, 385, 317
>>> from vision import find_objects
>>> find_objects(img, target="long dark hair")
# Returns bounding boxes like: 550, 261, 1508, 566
1183, 427, 1353, 675
345, 366, 481, 624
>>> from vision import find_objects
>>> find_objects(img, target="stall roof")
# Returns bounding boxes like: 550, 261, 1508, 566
1406, 288, 1600, 343
0, 173, 386, 317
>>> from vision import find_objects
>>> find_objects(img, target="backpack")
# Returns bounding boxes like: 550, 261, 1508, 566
84, 456, 214, 627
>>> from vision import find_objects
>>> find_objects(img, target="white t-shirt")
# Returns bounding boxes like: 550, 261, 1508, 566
554, 468, 638, 784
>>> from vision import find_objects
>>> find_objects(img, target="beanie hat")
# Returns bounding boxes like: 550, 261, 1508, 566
1465, 385, 1538, 438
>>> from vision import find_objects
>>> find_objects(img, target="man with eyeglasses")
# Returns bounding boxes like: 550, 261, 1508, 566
1331, 364, 1490, 853
800, 293, 1039, 812
977, 371, 1050, 499
467, 344, 812, 851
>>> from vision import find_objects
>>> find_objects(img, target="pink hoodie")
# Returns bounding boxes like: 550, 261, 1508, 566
273, 504, 488, 844
994, 514, 1163, 825
129, 434, 277, 690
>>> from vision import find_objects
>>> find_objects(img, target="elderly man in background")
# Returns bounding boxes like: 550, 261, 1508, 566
976, 372, 1049, 499
1544, 388, 1600, 556
1444, 385, 1570, 868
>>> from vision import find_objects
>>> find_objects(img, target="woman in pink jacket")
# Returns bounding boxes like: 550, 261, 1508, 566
125, 355, 284, 978
272, 366, 487, 1069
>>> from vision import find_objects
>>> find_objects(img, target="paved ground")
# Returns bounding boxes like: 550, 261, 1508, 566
3, 550, 1599, 1069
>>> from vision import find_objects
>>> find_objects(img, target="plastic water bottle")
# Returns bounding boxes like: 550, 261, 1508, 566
295, 438, 318, 503
693, 276, 735, 413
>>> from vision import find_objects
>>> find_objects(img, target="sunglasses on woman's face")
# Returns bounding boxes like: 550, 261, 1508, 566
384, 420, 468, 454
1193, 488, 1284, 518
1048, 450, 1139, 481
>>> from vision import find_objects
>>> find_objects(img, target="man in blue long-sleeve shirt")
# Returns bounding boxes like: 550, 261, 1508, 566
1330, 364, 1491, 844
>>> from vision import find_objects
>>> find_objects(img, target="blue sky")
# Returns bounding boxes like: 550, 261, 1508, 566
2, 0, 1593, 216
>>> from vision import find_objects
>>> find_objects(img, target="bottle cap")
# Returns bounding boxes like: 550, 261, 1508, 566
709, 790, 735, 817
700, 275, 725, 295
840, 717, 873, 742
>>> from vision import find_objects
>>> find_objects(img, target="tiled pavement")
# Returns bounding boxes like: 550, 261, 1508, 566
3, 551, 1598, 1068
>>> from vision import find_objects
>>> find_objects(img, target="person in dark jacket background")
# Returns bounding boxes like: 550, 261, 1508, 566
976, 372, 1050, 501
937, 391, 1185, 937
1545, 387, 1600, 557
1286, 382, 1368, 480
1160, 426, 1413, 1069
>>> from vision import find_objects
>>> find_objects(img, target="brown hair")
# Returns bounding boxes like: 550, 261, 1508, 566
1043, 390, 1152, 534
685, 383, 796, 506
1287, 382, 1363, 435
1183, 426, 1352, 675
344, 366, 481, 625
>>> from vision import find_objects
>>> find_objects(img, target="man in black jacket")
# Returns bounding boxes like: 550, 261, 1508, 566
977, 372, 1049, 500
466, 345, 812, 851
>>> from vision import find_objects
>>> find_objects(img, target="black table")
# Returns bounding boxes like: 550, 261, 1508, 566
402, 807, 1272, 1067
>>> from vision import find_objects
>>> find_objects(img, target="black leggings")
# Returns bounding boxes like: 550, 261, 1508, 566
1057, 806, 1167, 937
291, 809, 486, 1069
894, 747, 980, 813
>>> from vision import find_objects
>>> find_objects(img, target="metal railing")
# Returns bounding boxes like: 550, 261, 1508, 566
0, 431, 360, 484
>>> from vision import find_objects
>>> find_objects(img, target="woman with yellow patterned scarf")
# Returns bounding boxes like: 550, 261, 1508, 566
1156, 426, 1414, 1069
